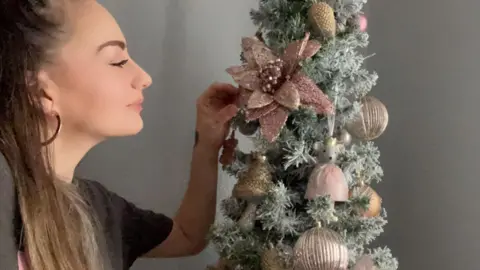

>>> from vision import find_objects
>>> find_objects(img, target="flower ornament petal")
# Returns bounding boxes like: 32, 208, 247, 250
241, 37, 264, 68
274, 80, 300, 109
282, 32, 322, 74
251, 44, 278, 67
241, 36, 264, 52
246, 102, 279, 121
292, 72, 334, 114
247, 90, 275, 109
242, 50, 256, 68
241, 36, 277, 67
300, 40, 322, 59
236, 87, 253, 108
259, 106, 290, 142
226, 65, 262, 91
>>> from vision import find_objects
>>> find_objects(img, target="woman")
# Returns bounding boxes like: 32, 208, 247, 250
0, 0, 239, 269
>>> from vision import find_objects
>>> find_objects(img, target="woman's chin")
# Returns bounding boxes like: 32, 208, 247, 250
124, 119, 144, 136
112, 117, 144, 137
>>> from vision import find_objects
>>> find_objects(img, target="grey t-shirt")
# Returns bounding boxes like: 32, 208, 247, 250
0, 154, 173, 269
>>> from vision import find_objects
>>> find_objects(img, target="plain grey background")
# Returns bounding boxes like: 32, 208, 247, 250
76, 0, 480, 269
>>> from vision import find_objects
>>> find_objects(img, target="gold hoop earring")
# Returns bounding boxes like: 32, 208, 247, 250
41, 114, 61, 146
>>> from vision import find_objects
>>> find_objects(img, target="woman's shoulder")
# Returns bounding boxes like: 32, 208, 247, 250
75, 177, 129, 213
0, 150, 16, 214
0, 152, 20, 268
0, 151, 14, 189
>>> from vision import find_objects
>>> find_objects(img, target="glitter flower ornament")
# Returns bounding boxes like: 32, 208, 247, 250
227, 32, 335, 142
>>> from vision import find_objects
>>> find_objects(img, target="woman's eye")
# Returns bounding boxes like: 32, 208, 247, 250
110, 59, 129, 68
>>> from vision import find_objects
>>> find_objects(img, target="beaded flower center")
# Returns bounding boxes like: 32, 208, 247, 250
259, 59, 289, 94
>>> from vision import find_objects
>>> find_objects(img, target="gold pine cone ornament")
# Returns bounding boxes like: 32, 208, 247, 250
308, 2, 336, 39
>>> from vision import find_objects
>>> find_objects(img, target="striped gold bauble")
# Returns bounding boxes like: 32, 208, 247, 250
293, 226, 348, 270
308, 2, 336, 38
346, 96, 389, 141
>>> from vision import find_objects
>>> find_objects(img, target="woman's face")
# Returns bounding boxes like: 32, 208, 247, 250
41, 1, 152, 143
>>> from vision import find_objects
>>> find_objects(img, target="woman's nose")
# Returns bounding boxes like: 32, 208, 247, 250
131, 62, 152, 90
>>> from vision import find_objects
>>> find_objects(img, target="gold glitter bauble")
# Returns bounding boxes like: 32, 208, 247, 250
232, 152, 273, 202
308, 3, 336, 38
349, 185, 382, 217
346, 96, 389, 141
293, 226, 348, 270
261, 247, 293, 270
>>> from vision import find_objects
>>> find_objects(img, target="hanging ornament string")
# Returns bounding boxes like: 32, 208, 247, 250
326, 95, 337, 137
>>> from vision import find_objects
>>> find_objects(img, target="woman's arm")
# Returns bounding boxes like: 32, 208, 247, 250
144, 83, 238, 258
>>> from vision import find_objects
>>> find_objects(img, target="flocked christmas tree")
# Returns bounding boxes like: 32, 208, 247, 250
208, 0, 398, 269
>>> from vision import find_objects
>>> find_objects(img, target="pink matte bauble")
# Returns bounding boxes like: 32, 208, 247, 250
359, 15, 367, 32
305, 163, 349, 201
353, 255, 377, 270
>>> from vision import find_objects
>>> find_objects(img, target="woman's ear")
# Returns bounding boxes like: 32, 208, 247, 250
37, 69, 60, 115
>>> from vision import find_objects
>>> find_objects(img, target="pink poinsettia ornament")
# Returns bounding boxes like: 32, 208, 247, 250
227, 32, 334, 142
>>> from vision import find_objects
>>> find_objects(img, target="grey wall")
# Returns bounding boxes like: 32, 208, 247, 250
77, 0, 256, 269
79, 0, 480, 270
369, 0, 480, 269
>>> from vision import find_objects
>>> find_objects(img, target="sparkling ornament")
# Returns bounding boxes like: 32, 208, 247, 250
306, 137, 349, 201
293, 225, 349, 270
308, 2, 336, 39
220, 130, 238, 166
226, 32, 334, 142
261, 246, 294, 270
232, 152, 273, 231
353, 255, 377, 270
346, 96, 389, 141
349, 183, 382, 217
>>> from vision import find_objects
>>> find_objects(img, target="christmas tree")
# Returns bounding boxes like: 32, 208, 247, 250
208, 0, 398, 269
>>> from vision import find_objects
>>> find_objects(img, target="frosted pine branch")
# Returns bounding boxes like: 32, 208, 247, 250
339, 142, 384, 185
370, 246, 399, 270
257, 183, 303, 237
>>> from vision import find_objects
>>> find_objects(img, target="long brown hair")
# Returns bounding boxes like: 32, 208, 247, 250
0, 1, 109, 269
